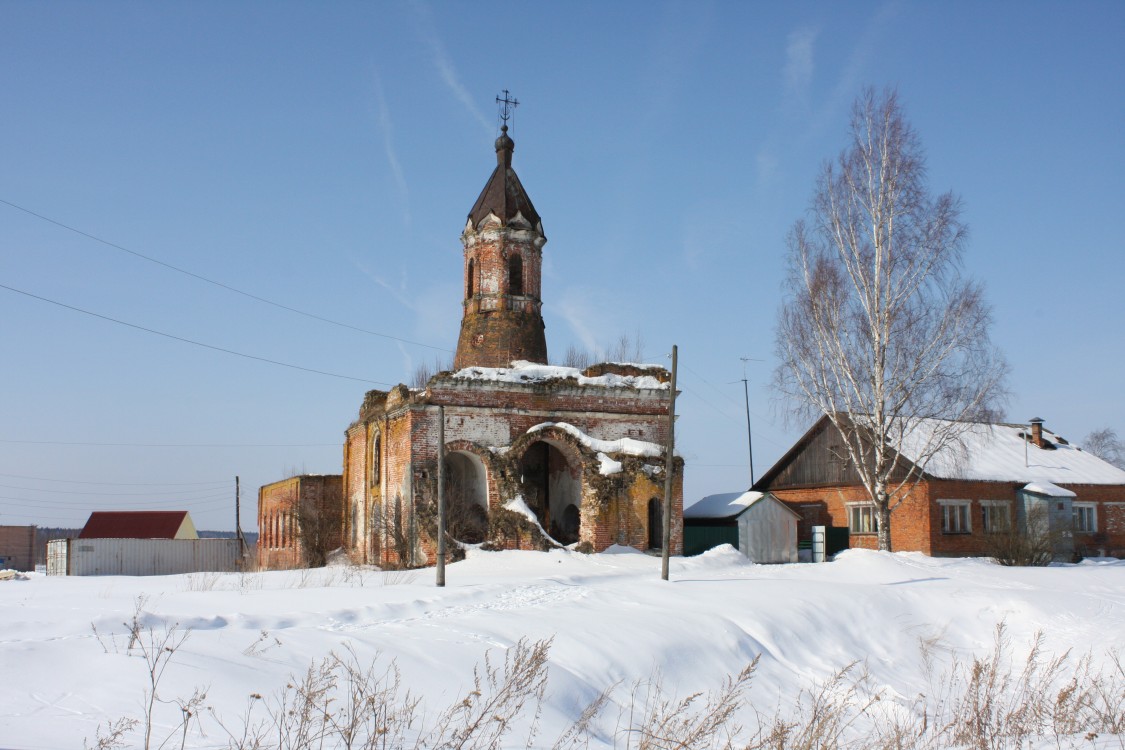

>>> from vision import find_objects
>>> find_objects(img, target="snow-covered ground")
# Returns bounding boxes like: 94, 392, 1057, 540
2, 548, 1123, 749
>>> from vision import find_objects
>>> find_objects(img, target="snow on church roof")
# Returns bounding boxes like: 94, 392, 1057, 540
527, 422, 666, 461
898, 419, 1125, 485
453, 360, 669, 390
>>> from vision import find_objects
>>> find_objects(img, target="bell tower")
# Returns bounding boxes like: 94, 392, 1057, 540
454, 99, 547, 370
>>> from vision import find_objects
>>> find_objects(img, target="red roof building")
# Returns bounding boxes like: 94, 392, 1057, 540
78, 511, 198, 540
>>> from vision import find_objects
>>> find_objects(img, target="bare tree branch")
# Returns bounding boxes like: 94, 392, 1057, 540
773, 87, 1008, 550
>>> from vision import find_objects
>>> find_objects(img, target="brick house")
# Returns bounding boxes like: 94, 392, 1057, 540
756, 415, 1125, 558
258, 475, 343, 570
261, 124, 683, 568
0, 525, 37, 571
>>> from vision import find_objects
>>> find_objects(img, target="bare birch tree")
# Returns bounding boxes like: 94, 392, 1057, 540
1083, 427, 1124, 469
774, 88, 1008, 550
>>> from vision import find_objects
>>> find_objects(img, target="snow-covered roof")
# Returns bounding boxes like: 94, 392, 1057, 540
453, 360, 668, 390
1022, 481, 1077, 498
528, 422, 666, 461
685, 490, 766, 519
898, 419, 1125, 486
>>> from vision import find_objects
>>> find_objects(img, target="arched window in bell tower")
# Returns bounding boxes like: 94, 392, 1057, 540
508, 253, 523, 296
466, 259, 476, 299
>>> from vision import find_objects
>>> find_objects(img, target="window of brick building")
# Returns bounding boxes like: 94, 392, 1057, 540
847, 504, 875, 534
940, 500, 972, 534
1073, 502, 1098, 533
508, 254, 523, 295
981, 501, 1011, 533
467, 259, 476, 299
370, 433, 381, 488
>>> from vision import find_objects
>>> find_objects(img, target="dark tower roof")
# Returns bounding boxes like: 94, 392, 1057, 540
467, 126, 542, 231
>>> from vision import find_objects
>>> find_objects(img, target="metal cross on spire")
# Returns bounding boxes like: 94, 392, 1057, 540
496, 89, 519, 127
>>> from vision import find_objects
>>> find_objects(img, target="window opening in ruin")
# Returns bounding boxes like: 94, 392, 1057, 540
467, 259, 476, 299
561, 504, 580, 544
520, 440, 580, 543
370, 434, 381, 487
444, 451, 490, 544
508, 254, 523, 296
648, 497, 662, 550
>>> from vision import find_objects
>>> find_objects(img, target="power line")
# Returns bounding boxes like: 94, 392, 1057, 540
0, 282, 393, 386
0, 197, 453, 353
0, 483, 232, 497
0, 472, 230, 486
0, 495, 234, 510
0, 439, 338, 447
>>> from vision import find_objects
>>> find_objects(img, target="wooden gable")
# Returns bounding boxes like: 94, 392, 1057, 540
757, 416, 915, 490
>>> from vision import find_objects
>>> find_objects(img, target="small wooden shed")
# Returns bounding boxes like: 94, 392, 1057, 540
683, 490, 799, 563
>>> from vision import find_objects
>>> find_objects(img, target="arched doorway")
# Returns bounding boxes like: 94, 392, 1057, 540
648, 497, 662, 550
519, 440, 582, 544
444, 451, 489, 543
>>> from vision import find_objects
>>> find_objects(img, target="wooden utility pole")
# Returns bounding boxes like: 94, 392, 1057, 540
436, 405, 446, 587
235, 476, 247, 556
661, 345, 678, 581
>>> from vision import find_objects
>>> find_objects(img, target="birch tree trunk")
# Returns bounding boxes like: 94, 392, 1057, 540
774, 88, 1008, 552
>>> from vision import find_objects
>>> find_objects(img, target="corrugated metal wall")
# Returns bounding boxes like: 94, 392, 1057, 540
46, 538, 244, 576
737, 500, 799, 564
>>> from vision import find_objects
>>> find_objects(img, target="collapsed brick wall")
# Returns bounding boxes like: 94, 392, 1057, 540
343, 374, 683, 566
258, 478, 300, 570
257, 475, 343, 570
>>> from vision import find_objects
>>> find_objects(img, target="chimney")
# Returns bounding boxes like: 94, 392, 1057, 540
1029, 417, 1045, 448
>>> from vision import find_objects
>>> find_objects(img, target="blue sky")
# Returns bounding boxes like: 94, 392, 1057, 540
2, 1, 1122, 531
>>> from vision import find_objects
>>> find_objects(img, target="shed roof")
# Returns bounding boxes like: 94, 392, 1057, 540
684, 491, 800, 521
79, 511, 194, 539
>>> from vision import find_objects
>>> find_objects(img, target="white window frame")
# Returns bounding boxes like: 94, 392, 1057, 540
1073, 502, 1098, 533
846, 503, 876, 534
981, 500, 1011, 534
939, 499, 972, 534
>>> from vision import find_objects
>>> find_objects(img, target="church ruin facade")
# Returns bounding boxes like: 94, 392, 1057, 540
261, 122, 683, 569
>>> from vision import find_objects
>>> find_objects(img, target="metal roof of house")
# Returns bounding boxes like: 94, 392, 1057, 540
757, 415, 1125, 490
78, 511, 194, 539
684, 491, 800, 520
898, 419, 1125, 485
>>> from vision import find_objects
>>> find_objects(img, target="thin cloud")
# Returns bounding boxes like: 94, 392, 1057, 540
548, 286, 627, 357
409, 0, 492, 135
784, 27, 818, 103
356, 262, 417, 312
372, 69, 410, 227
816, 1, 901, 135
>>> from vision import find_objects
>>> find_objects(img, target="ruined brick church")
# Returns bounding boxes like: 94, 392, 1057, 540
260, 123, 683, 569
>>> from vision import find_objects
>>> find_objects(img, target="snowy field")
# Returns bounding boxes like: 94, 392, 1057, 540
2, 547, 1123, 749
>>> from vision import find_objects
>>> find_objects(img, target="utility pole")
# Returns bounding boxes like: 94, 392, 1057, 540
661, 344, 678, 582
739, 357, 762, 488
436, 405, 446, 587
235, 476, 246, 556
